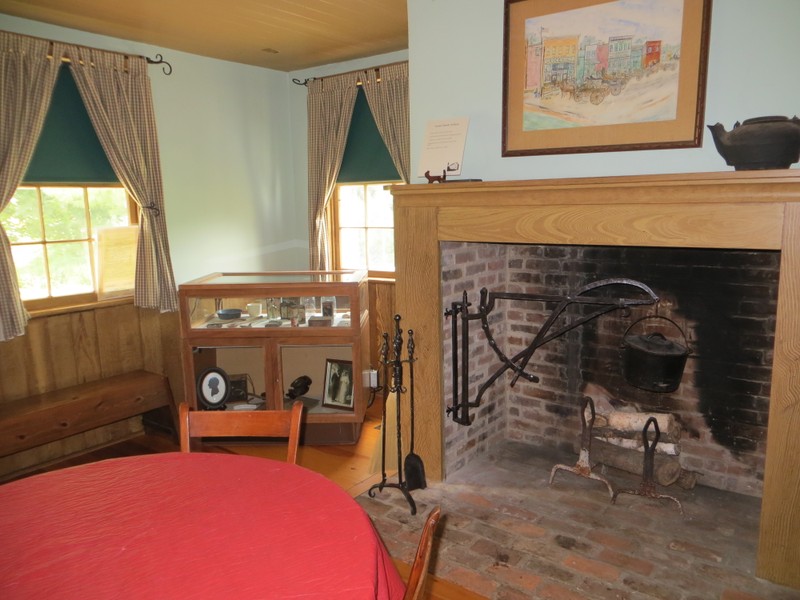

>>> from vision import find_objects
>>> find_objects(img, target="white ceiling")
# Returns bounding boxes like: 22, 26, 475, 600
0, 0, 408, 72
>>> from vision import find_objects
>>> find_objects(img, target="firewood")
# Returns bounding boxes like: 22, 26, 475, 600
586, 438, 682, 487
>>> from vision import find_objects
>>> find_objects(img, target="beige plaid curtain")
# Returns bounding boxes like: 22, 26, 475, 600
66, 45, 178, 312
307, 73, 359, 270
359, 62, 410, 183
0, 32, 65, 341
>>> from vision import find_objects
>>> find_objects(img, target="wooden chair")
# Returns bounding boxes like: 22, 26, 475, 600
178, 401, 303, 464
403, 506, 442, 600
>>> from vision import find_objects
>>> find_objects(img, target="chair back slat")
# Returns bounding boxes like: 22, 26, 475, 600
178, 401, 303, 464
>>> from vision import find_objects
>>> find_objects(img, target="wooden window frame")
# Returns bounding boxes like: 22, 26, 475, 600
329, 182, 400, 280
6, 183, 139, 315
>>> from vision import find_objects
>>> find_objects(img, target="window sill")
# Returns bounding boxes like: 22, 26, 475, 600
27, 296, 135, 319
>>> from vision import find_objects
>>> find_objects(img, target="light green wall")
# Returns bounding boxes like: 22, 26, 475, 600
407, 0, 800, 181
1, 14, 306, 284
4, 0, 798, 287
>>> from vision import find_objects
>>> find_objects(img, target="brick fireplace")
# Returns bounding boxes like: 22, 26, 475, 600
391, 171, 800, 588
440, 242, 779, 498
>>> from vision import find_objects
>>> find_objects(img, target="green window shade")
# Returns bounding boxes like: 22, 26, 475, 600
24, 66, 117, 184
337, 88, 400, 183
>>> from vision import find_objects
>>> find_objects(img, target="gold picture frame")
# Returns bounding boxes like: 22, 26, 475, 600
502, 0, 712, 156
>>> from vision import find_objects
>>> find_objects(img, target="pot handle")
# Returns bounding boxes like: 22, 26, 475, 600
622, 314, 689, 351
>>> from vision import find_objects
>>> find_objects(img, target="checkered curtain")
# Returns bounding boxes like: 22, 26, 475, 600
0, 32, 65, 341
66, 45, 178, 312
359, 62, 410, 183
307, 72, 359, 271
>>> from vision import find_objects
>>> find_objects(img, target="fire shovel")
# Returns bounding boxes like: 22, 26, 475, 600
404, 329, 427, 490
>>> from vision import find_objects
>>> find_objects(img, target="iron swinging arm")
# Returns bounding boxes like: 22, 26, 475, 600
445, 278, 659, 426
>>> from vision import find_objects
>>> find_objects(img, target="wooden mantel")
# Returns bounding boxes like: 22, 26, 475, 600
391, 170, 800, 589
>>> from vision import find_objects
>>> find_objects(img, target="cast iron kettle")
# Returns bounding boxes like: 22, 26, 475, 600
622, 316, 690, 393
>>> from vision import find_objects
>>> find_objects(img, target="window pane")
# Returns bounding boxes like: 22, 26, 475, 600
338, 185, 365, 227
1, 188, 42, 243
41, 187, 87, 240
367, 229, 395, 272
88, 188, 130, 229
339, 228, 367, 270
11, 244, 48, 300
48, 242, 93, 296
366, 185, 393, 227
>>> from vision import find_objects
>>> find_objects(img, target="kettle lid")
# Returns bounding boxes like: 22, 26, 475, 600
625, 332, 687, 356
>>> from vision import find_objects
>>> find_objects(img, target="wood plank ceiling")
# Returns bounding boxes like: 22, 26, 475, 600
0, 0, 408, 71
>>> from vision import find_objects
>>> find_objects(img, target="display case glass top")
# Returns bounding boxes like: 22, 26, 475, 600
178, 270, 368, 332
183, 271, 366, 286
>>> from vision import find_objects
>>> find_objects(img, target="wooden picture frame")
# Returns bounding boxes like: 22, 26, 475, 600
322, 359, 354, 410
502, 0, 712, 156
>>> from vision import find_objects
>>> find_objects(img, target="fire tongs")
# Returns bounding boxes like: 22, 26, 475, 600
550, 395, 614, 498
445, 278, 659, 426
612, 417, 684, 515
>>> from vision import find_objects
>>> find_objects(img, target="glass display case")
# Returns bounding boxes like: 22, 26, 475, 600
178, 271, 369, 444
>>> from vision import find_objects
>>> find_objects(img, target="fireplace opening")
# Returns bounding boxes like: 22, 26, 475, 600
441, 241, 779, 499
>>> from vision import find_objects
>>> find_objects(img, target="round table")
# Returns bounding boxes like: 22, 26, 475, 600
0, 453, 405, 599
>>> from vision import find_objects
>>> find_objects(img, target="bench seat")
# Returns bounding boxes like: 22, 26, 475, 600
0, 370, 173, 458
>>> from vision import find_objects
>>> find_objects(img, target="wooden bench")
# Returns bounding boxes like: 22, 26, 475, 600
0, 370, 173, 458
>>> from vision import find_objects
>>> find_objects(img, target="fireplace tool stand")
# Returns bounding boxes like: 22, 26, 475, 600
612, 417, 684, 515
445, 278, 659, 426
550, 395, 614, 498
368, 315, 418, 515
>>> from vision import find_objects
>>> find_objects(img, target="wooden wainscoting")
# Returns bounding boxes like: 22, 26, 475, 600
0, 303, 182, 480
368, 278, 396, 368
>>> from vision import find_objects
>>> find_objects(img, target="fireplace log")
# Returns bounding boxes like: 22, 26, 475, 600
586, 438, 683, 487
594, 434, 679, 456
597, 411, 680, 439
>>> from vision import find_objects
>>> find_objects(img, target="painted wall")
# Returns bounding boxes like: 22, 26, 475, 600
1, 14, 306, 284
407, 0, 800, 182
5, 0, 798, 286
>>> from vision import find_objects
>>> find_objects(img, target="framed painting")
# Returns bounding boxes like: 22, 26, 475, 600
502, 0, 712, 156
322, 359, 354, 410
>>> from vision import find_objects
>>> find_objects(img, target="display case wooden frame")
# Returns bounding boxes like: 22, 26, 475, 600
178, 271, 369, 443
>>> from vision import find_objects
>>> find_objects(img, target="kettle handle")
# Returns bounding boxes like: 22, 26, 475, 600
622, 314, 689, 351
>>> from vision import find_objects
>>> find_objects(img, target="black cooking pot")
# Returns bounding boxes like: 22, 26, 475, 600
622, 316, 689, 393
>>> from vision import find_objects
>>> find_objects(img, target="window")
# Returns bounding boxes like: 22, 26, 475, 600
331, 183, 396, 277
0, 65, 138, 311
1, 185, 137, 310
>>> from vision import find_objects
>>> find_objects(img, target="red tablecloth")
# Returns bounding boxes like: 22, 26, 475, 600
0, 453, 405, 599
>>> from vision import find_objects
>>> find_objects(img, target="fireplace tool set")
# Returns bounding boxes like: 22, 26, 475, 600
368, 314, 425, 515
445, 277, 687, 513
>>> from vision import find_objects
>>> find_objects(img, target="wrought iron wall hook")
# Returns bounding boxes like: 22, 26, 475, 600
142, 203, 161, 217
146, 54, 173, 76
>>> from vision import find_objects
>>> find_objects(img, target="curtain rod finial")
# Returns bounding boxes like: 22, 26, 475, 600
146, 54, 172, 76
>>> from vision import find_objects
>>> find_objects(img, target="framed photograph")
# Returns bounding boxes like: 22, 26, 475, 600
502, 0, 712, 156
196, 367, 231, 410
322, 359, 354, 410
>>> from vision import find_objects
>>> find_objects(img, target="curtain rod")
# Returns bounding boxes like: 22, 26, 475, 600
292, 59, 406, 87
56, 52, 173, 76
17, 32, 175, 75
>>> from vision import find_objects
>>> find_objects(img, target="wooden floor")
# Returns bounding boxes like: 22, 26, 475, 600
13, 401, 484, 600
